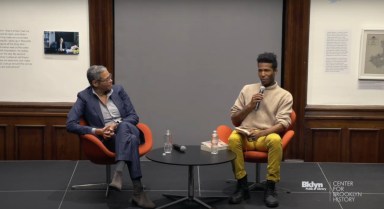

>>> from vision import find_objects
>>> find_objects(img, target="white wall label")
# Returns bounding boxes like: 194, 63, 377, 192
325, 31, 350, 73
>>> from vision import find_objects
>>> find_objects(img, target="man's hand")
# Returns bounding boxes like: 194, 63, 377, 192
248, 124, 285, 142
249, 92, 264, 110
232, 92, 264, 127
248, 129, 268, 141
103, 126, 115, 139
96, 126, 115, 139
248, 129, 260, 141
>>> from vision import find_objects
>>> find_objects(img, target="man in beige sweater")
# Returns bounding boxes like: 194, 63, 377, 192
228, 52, 293, 208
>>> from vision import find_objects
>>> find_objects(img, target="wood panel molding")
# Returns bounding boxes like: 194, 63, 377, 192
52, 125, 82, 160
0, 125, 6, 160
15, 125, 45, 160
304, 105, 384, 162
0, 102, 78, 160
348, 128, 381, 163
305, 105, 384, 120
305, 128, 342, 162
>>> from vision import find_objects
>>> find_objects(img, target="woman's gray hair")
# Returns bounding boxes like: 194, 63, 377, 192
87, 65, 107, 85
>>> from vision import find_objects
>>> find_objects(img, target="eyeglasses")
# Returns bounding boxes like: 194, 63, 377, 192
98, 73, 112, 83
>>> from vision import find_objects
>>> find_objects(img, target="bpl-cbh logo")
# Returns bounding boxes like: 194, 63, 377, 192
302, 181, 327, 191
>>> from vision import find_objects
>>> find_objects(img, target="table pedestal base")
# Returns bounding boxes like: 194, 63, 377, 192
159, 195, 211, 209
156, 165, 228, 209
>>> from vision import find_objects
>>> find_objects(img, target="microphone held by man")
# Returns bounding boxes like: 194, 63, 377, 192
255, 86, 265, 111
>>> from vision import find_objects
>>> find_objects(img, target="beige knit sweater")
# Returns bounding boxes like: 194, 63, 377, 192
231, 82, 293, 131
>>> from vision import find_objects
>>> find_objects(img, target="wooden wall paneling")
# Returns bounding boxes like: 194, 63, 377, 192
304, 106, 384, 162
306, 128, 342, 162
52, 125, 82, 160
88, 0, 115, 76
0, 103, 72, 160
15, 125, 45, 160
380, 129, 384, 163
348, 128, 380, 163
282, 0, 310, 160
0, 125, 6, 160
342, 127, 350, 162
45, 125, 53, 160
5, 124, 14, 160
303, 127, 313, 161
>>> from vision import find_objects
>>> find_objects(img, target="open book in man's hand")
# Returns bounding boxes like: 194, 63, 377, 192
234, 127, 252, 136
235, 127, 257, 141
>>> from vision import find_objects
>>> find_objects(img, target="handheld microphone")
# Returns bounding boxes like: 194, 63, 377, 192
255, 86, 265, 111
173, 144, 186, 153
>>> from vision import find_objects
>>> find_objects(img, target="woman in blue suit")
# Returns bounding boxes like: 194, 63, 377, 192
67, 65, 155, 208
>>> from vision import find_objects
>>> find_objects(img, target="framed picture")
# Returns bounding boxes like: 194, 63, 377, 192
359, 29, 384, 80
44, 31, 79, 55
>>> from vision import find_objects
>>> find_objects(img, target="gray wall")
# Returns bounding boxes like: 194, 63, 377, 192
115, 0, 283, 148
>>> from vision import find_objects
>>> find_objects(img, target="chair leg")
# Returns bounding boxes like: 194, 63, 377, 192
105, 164, 111, 197
71, 164, 112, 197
248, 163, 265, 191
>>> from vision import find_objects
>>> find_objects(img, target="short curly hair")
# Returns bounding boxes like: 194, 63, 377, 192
257, 52, 277, 69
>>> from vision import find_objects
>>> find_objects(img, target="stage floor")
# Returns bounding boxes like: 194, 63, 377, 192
0, 159, 383, 209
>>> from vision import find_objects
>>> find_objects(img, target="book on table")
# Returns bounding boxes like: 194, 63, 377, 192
200, 140, 228, 152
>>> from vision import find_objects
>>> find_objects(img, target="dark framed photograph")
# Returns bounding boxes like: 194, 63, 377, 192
44, 31, 79, 55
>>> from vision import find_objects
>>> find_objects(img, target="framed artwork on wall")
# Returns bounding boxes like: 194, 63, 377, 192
359, 29, 384, 80
43, 31, 79, 55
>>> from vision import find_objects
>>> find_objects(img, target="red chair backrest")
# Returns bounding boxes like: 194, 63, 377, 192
216, 125, 233, 144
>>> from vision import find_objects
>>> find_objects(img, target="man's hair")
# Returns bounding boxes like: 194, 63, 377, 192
87, 65, 107, 85
257, 52, 278, 70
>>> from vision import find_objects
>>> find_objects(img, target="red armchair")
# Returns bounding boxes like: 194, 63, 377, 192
71, 120, 153, 197
216, 110, 296, 191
